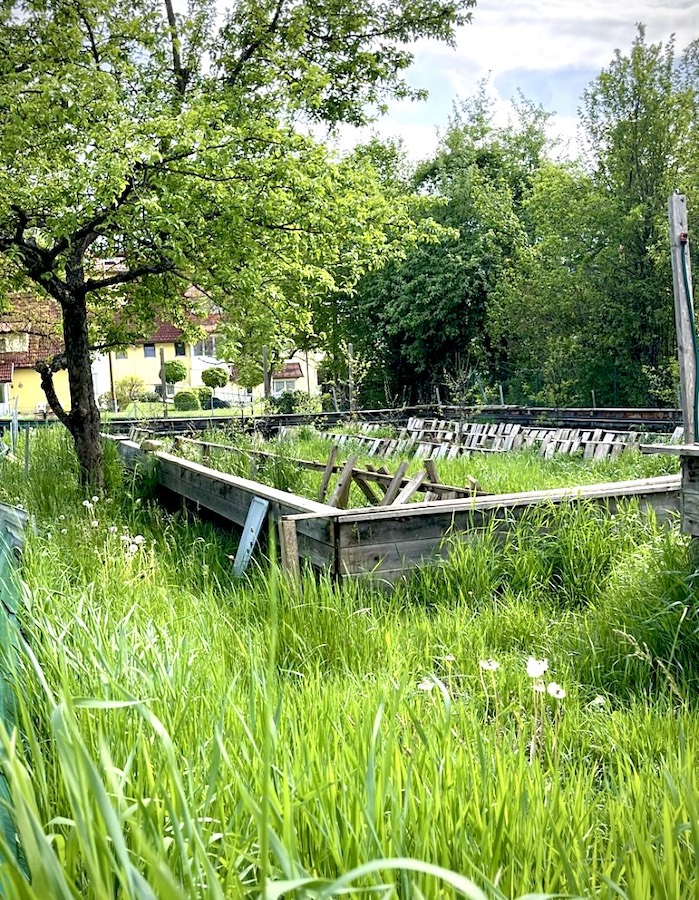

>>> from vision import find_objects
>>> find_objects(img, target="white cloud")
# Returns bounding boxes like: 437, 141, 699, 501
339, 0, 699, 160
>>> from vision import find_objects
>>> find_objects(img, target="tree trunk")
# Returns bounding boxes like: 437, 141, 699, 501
62, 298, 104, 489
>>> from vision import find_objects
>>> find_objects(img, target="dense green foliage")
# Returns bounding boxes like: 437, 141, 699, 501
173, 389, 201, 411
0, 0, 472, 483
0, 428, 697, 896
163, 360, 187, 386
337, 27, 699, 409
201, 367, 229, 390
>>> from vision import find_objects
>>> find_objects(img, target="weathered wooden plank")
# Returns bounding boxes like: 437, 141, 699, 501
278, 518, 300, 580
328, 455, 358, 509
424, 458, 440, 484
353, 474, 381, 504
318, 444, 338, 503
392, 470, 426, 505
379, 461, 409, 505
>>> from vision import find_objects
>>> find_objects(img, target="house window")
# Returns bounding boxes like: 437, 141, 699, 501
143, 343, 156, 358
174, 341, 186, 357
192, 336, 222, 358
0, 333, 29, 353
115, 349, 128, 359
272, 379, 297, 395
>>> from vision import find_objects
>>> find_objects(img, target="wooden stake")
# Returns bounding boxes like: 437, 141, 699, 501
278, 518, 301, 581
317, 444, 338, 503
379, 461, 409, 505
328, 455, 357, 508
392, 470, 426, 505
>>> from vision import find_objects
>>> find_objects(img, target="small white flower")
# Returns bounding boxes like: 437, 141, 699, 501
133, 534, 145, 545
533, 682, 546, 693
127, 543, 139, 555
108, 525, 118, 534
590, 695, 607, 707
91, 495, 99, 503
417, 677, 435, 692
91, 520, 99, 528
82, 500, 93, 509
479, 659, 500, 671
547, 682, 566, 700
526, 657, 549, 679
120, 534, 130, 543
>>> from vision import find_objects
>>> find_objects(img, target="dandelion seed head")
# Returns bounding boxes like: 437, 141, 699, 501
533, 682, 546, 693
479, 659, 500, 671
526, 656, 548, 678
418, 677, 435, 692
547, 682, 566, 699
60, 528, 67, 534
59, 514, 65, 521
91, 495, 99, 503
91, 520, 99, 528
82, 500, 93, 509
108, 525, 118, 534
590, 695, 607, 707
133, 534, 145, 544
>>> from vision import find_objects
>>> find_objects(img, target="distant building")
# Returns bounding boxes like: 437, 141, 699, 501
0, 294, 321, 414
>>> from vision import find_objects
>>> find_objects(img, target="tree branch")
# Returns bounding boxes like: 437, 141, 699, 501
163, 0, 189, 96
35, 357, 70, 427
83, 260, 175, 292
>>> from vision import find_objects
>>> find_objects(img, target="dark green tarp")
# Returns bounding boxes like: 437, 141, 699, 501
0, 502, 28, 880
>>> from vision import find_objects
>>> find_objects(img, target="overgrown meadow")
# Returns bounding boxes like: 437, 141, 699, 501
0, 427, 698, 898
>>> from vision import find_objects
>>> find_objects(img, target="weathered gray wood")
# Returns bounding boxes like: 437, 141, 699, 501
424, 459, 440, 484
669, 194, 696, 443
318, 444, 338, 503
379, 461, 409, 505
278, 518, 301, 580
328, 455, 357, 509
353, 473, 381, 504
392, 470, 426, 505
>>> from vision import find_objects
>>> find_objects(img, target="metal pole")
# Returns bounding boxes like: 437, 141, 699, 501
262, 345, 271, 400
348, 342, 355, 412
159, 348, 168, 419
668, 193, 696, 443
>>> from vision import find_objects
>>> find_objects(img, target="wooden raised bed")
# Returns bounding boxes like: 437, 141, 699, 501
110, 438, 680, 583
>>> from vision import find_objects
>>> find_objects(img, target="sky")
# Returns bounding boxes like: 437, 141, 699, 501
336, 0, 699, 161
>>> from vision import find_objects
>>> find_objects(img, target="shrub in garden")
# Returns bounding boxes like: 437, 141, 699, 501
138, 391, 160, 403
201, 367, 229, 389
114, 376, 145, 410
163, 359, 187, 386
173, 390, 201, 411
196, 385, 213, 406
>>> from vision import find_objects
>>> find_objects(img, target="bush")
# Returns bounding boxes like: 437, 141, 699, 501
114, 376, 145, 410
173, 390, 201, 411
163, 359, 187, 385
196, 386, 213, 406
201, 366, 229, 389
138, 391, 160, 403
268, 390, 319, 414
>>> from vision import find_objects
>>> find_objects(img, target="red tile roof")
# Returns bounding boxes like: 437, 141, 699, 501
0, 294, 63, 369
134, 313, 222, 344
0, 362, 14, 382
272, 362, 303, 380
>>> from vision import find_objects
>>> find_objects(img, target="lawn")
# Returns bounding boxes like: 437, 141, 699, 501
0, 427, 696, 898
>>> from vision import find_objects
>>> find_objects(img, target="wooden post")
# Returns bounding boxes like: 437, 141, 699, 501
347, 342, 355, 413
159, 348, 168, 419
262, 345, 271, 400
669, 194, 696, 443
108, 351, 117, 413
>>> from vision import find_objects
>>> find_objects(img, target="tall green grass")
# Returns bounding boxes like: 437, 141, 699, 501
0, 428, 697, 897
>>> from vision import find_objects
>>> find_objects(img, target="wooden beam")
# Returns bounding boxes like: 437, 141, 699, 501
317, 444, 338, 502
328, 455, 357, 508
278, 518, 301, 580
379, 461, 409, 505
352, 473, 381, 504
392, 470, 426, 505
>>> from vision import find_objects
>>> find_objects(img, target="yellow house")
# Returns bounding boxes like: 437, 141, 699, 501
0, 295, 70, 415
1, 292, 323, 414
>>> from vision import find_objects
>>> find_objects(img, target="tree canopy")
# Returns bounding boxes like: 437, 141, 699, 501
0, 0, 474, 483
